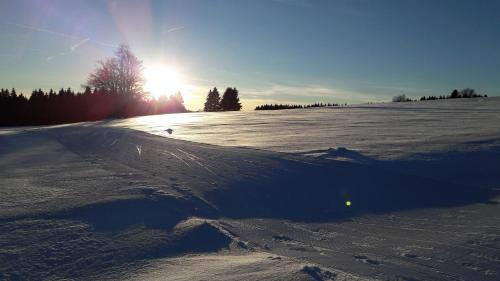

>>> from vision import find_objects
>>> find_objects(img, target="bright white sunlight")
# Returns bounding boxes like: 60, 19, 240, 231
143, 65, 185, 99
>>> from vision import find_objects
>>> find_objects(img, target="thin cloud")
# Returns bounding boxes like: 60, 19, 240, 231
3, 22, 111, 61
5, 22, 81, 40
3, 22, 116, 49
46, 38, 89, 61
239, 83, 375, 104
367, 84, 431, 94
162, 26, 185, 35
353, 80, 433, 96
46, 52, 66, 61
70, 38, 90, 52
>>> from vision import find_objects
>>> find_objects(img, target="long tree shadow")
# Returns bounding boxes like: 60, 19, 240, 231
44, 126, 500, 226
383, 140, 500, 190
206, 144, 500, 222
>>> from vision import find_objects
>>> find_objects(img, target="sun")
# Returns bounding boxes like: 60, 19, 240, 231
143, 65, 184, 99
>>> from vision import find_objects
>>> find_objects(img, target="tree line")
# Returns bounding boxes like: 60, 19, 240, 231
393, 88, 487, 103
420, 88, 487, 101
392, 94, 414, 102
0, 87, 185, 126
255, 102, 339, 111
203, 87, 242, 112
0, 44, 186, 126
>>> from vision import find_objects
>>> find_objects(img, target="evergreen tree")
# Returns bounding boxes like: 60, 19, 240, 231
171, 91, 186, 112
18, 93, 27, 102
220, 87, 242, 111
10, 88, 17, 99
48, 89, 56, 98
83, 86, 92, 95
172, 91, 184, 105
0, 89, 8, 99
203, 87, 220, 112
66, 87, 74, 96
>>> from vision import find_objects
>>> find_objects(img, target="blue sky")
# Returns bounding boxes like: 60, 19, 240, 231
0, 0, 499, 110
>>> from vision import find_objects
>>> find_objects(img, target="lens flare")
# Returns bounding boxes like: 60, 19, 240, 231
144, 65, 184, 99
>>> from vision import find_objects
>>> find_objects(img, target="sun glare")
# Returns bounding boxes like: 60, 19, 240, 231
144, 65, 185, 99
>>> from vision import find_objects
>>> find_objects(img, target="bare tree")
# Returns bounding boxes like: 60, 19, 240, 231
392, 94, 411, 102
460, 88, 476, 98
86, 44, 144, 97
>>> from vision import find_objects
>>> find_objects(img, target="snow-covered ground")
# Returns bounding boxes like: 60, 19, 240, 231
1, 98, 499, 280
111, 97, 500, 159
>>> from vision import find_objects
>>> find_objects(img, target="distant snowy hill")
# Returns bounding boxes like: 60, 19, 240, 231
112, 97, 500, 159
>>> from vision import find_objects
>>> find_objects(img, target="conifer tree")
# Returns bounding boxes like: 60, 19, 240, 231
203, 87, 221, 112
220, 87, 242, 111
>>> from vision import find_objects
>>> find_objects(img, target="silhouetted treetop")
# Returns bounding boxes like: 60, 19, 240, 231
0, 87, 186, 126
420, 88, 486, 101
204, 87, 221, 112
86, 44, 144, 97
203, 87, 242, 112
392, 94, 413, 102
255, 102, 339, 110
220, 87, 242, 111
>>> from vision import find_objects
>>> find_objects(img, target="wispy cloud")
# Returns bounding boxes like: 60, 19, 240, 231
366, 84, 431, 94
5, 22, 81, 40
164, 26, 185, 33
46, 52, 65, 61
4, 22, 116, 49
353, 80, 432, 96
46, 38, 90, 61
2, 22, 114, 61
239, 83, 376, 104
70, 38, 90, 52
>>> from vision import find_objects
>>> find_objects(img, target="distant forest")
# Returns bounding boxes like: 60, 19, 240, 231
392, 88, 487, 103
0, 44, 186, 127
255, 102, 339, 111
0, 87, 185, 126
420, 88, 487, 101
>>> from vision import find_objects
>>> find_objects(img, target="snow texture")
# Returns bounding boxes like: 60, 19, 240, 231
1, 98, 500, 280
